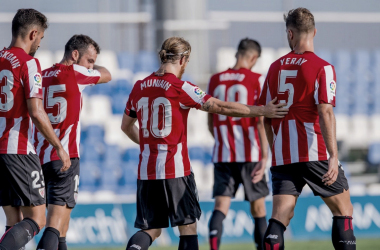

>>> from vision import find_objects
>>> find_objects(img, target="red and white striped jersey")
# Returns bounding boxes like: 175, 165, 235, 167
125, 72, 211, 180
258, 51, 336, 166
207, 68, 264, 163
34, 64, 100, 164
0, 47, 43, 155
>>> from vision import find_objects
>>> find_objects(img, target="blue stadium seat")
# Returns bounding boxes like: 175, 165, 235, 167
352, 71, 370, 115
114, 79, 133, 95
368, 143, 380, 165
111, 93, 129, 114
189, 146, 205, 162
335, 50, 351, 71
117, 51, 135, 70
99, 168, 120, 192
123, 148, 140, 162
79, 162, 100, 192
134, 51, 159, 72
316, 49, 332, 63
355, 50, 370, 71
85, 125, 105, 144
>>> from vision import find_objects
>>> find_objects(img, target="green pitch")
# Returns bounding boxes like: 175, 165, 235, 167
72, 238, 380, 250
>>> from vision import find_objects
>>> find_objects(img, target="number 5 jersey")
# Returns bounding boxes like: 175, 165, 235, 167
258, 51, 337, 166
124, 72, 211, 180
34, 63, 100, 164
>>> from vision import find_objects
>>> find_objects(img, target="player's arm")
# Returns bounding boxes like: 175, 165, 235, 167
93, 65, 112, 84
251, 116, 269, 183
207, 113, 214, 136
200, 96, 288, 118
27, 98, 71, 171
121, 114, 139, 144
318, 104, 339, 186
263, 117, 274, 150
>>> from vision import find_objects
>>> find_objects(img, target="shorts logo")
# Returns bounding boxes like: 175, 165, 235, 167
34, 73, 42, 88
210, 230, 218, 235
329, 80, 336, 96
194, 87, 206, 99
266, 234, 278, 239
130, 244, 142, 250
39, 188, 45, 198
74, 192, 78, 202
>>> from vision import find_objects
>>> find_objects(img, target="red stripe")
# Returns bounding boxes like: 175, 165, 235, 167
137, 145, 142, 179
344, 218, 349, 231
271, 125, 277, 166
243, 124, 251, 162
273, 243, 280, 250
68, 122, 79, 157
281, 121, 291, 165
216, 127, 223, 162
298, 123, 309, 161
17, 113, 30, 154
265, 242, 271, 250
165, 144, 177, 178
147, 145, 157, 180
350, 218, 353, 230
210, 237, 218, 250
0, 119, 14, 153
226, 121, 235, 162
314, 122, 328, 161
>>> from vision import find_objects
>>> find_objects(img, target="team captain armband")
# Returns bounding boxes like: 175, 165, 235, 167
125, 107, 137, 118
180, 81, 211, 109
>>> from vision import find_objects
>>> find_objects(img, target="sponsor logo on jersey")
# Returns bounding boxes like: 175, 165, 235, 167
39, 187, 45, 198
266, 234, 278, 239
329, 80, 336, 95
34, 73, 42, 88
194, 87, 206, 99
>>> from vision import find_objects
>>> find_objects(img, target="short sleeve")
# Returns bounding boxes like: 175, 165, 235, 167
180, 81, 211, 109
21, 58, 43, 99
314, 65, 336, 106
258, 76, 271, 106
73, 64, 101, 87
124, 88, 137, 118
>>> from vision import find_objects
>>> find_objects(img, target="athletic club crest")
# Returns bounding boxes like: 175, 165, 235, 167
39, 188, 45, 198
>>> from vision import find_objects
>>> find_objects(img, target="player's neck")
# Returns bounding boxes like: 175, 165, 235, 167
293, 39, 314, 54
59, 58, 74, 66
9, 37, 30, 54
232, 61, 250, 70
156, 64, 180, 78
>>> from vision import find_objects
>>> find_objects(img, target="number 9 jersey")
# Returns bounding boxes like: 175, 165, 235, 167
258, 51, 337, 166
125, 72, 211, 180
34, 64, 100, 164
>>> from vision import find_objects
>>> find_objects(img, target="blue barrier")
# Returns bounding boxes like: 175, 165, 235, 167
1, 196, 379, 248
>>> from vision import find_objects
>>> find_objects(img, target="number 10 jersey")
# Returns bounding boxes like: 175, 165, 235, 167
258, 51, 337, 167
125, 72, 211, 180
34, 64, 100, 164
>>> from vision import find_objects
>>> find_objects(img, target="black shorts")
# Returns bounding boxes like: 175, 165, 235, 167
42, 158, 80, 208
135, 173, 201, 229
271, 160, 349, 198
213, 162, 269, 202
0, 154, 45, 207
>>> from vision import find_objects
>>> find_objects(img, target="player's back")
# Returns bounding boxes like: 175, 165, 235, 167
259, 51, 336, 166
125, 72, 210, 180
34, 64, 100, 164
208, 68, 263, 163
0, 47, 42, 154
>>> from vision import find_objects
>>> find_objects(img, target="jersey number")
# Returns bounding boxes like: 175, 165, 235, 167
44, 84, 67, 124
278, 70, 297, 108
213, 84, 248, 121
137, 97, 172, 138
0, 70, 15, 112
31, 170, 45, 189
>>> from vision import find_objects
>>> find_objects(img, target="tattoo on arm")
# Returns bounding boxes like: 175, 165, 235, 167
203, 100, 213, 111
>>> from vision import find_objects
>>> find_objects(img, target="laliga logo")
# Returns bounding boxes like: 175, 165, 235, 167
194, 87, 203, 96
330, 80, 336, 92
34, 73, 42, 83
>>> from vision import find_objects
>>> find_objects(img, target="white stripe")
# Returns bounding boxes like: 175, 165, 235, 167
61, 125, 73, 155
156, 144, 168, 179
76, 121, 81, 157
43, 129, 60, 164
324, 65, 335, 103
213, 127, 220, 163
78, 84, 88, 93
7, 117, 22, 154
0, 117, 6, 138
140, 144, 150, 179
314, 79, 319, 104
304, 123, 319, 162
181, 81, 206, 105
288, 120, 299, 163
174, 143, 184, 178
248, 126, 259, 162
73, 64, 101, 78
27, 118, 35, 154
26, 59, 39, 96
179, 102, 191, 109
265, 81, 271, 104
233, 125, 245, 162
274, 123, 283, 165
219, 125, 230, 162
36, 132, 45, 156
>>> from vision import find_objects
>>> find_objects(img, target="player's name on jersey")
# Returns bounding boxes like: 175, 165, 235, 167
43, 69, 61, 78
280, 57, 307, 66
0, 51, 21, 69
219, 73, 245, 82
140, 79, 171, 91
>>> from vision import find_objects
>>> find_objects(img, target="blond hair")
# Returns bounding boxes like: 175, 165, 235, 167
158, 37, 191, 64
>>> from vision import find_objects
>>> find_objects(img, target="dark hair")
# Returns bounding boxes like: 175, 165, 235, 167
237, 38, 261, 57
12, 9, 48, 38
159, 37, 191, 64
284, 8, 315, 33
63, 34, 100, 60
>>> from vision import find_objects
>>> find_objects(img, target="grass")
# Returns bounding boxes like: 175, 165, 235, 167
71, 238, 380, 250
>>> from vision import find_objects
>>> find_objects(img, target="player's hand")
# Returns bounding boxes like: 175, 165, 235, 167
251, 159, 266, 184
263, 97, 289, 118
56, 147, 71, 172
322, 157, 339, 186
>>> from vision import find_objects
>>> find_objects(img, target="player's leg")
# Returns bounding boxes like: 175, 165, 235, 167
0, 154, 46, 250
209, 163, 237, 250
178, 222, 198, 250
2, 206, 23, 230
126, 229, 162, 250
58, 216, 70, 250
241, 162, 270, 250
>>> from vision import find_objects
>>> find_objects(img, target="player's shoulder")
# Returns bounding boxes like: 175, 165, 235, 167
309, 52, 334, 68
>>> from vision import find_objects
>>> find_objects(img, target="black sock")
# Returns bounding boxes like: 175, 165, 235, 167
178, 235, 198, 250
126, 231, 152, 250
0, 218, 40, 250
254, 217, 267, 250
209, 210, 226, 250
36, 227, 60, 250
263, 218, 286, 250
58, 237, 67, 250
332, 216, 356, 250
4, 227, 11, 233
